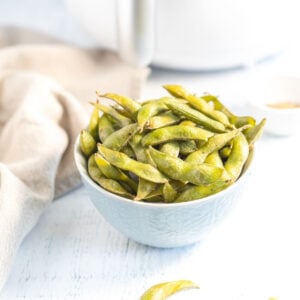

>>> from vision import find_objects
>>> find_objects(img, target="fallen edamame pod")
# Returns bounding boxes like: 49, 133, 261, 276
80, 129, 97, 157
140, 280, 199, 300
224, 133, 249, 181
98, 144, 168, 183
141, 125, 214, 146
149, 147, 223, 185
166, 101, 226, 133
103, 123, 139, 150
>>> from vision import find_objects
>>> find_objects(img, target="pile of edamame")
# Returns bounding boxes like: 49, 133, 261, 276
80, 85, 266, 203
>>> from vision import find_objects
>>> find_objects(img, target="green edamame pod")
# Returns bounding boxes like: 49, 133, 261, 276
159, 141, 180, 157
80, 129, 97, 157
149, 147, 223, 185
205, 151, 232, 181
145, 111, 181, 129
163, 182, 177, 203
122, 145, 136, 158
186, 126, 248, 164
137, 97, 171, 130
88, 155, 133, 198
179, 140, 198, 155
87, 154, 103, 183
129, 133, 155, 165
224, 133, 249, 181
98, 114, 115, 142
140, 280, 199, 300
179, 120, 197, 127
135, 178, 159, 201
103, 123, 139, 151
201, 94, 234, 117
94, 153, 137, 192
219, 144, 232, 159
88, 106, 100, 141
164, 84, 231, 126
244, 118, 266, 148
204, 150, 224, 168
201, 94, 256, 128
98, 92, 141, 116
142, 125, 214, 146
174, 181, 230, 203
98, 144, 168, 183
92, 101, 132, 126
166, 101, 226, 133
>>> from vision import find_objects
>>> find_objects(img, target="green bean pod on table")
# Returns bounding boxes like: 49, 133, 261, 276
79, 85, 266, 203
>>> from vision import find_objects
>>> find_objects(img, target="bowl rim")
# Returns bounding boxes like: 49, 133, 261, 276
74, 135, 254, 208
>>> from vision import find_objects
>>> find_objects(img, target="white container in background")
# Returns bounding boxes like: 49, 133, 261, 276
66, 0, 299, 70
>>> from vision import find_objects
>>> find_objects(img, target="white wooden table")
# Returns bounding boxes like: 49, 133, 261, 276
2, 49, 300, 300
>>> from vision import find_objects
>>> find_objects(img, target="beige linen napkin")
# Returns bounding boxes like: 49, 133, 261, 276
0, 32, 149, 291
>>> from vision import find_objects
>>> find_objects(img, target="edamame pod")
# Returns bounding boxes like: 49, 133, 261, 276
98, 144, 168, 183
163, 182, 177, 203
103, 123, 139, 150
159, 141, 180, 157
140, 280, 199, 300
98, 92, 141, 116
142, 125, 214, 146
135, 178, 159, 201
166, 101, 226, 133
92, 101, 132, 126
88, 106, 100, 140
175, 181, 230, 203
145, 111, 181, 129
149, 147, 223, 185
98, 114, 115, 142
87, 155, 133, 198
186, 126, 248, 164
164, 84, 231, 126
94, 153, 137, 192
244, 118, 266, 148
80, 129, 97, 157
179, 140, 198, 155
224, 133, 249, 181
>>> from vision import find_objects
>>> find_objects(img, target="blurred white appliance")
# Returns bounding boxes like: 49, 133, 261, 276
65, 0, 297, 70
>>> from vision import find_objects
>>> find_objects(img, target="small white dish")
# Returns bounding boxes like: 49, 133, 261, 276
247, 76, 300, 136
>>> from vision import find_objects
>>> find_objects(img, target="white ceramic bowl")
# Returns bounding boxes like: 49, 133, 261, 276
74, 137, 254, 248
247, 76, 300, 136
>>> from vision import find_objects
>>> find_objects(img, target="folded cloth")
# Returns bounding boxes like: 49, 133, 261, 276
0, 40, 149, 290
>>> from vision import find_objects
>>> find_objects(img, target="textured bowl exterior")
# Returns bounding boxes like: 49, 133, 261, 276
74, 137, 252, 248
